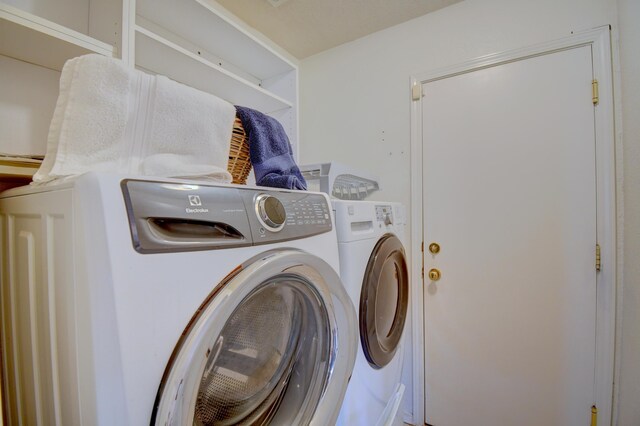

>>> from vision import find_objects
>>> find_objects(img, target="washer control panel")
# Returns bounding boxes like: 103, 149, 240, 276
286, 197, 331, 227
122, 178, 333, 253
255, 194, 287, 232
242, 190, 332, 243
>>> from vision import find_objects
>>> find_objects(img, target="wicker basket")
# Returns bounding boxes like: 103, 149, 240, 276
227, 117, 251, 184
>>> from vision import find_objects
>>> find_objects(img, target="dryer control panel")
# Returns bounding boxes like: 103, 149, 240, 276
121, 179, 332, 253
375, 205, 394, 226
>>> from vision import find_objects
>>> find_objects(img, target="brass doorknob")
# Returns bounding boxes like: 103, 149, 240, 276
428, 242, 440, 254
428, 268, 441, 281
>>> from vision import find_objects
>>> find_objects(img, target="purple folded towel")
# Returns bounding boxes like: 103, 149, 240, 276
235, 106, 307, 190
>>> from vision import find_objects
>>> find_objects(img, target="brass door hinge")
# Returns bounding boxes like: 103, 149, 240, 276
596, 244, 601, 272
421, 241, 424, 280
412, 84, 422, 101
591, 405, 598, 426
592, 79, 599, 105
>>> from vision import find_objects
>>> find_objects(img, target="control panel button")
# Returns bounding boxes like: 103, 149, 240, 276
255, 194, 286, 232
376, 205, 393, 225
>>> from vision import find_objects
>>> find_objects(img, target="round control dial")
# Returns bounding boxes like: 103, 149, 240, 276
255, 194, 286, 232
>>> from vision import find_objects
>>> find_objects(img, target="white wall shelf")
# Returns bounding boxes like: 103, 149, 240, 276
0, 157, 39, 178
0, 3, 114, 71
135, 25, 293, 113
136, 0, 295, 81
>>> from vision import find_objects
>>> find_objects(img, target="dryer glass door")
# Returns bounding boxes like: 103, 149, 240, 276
152, 251, 355, 426
360, 234, 409, 368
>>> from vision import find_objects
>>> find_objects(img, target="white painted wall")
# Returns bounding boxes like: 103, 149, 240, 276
299, 0, 640, 424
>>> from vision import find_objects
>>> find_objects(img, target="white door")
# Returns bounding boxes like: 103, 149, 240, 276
422, 46, 597, 426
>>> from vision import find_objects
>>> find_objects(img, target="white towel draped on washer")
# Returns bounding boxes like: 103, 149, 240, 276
34, 54, 235, 183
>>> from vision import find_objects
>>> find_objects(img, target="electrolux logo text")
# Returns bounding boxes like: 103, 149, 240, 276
186, 194, 209, 213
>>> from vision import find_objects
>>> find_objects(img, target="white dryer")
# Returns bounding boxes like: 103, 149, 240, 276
0, 172, 357, 426
333, 200, 409, 426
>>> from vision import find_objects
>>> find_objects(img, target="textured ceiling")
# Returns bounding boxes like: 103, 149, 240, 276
215, 0, 462, 59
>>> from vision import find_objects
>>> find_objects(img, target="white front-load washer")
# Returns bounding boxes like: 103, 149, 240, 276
0, 172, 357, 425
333, 200, 409, 426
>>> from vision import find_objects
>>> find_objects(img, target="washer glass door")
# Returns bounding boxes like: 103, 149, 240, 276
194, 276, 326, 425
152, 250, 354, 426
360, 233, 409, 369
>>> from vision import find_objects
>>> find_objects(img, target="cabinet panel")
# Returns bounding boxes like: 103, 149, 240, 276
2, 0, 122, 50
0, 3, 114, 71
0, 0, 119, 160
0, 56, 59, 156
4, 0, 89, 34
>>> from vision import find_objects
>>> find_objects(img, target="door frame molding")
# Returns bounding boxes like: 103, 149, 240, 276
409, 26, 616, 426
